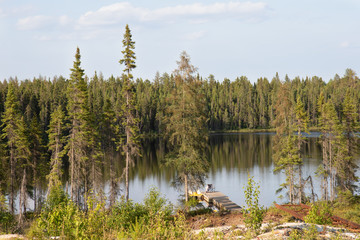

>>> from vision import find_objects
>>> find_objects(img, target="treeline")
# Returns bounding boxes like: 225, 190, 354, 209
0, 69, 358, 135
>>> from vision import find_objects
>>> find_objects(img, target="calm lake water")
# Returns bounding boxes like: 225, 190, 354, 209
121, 132, 325, 207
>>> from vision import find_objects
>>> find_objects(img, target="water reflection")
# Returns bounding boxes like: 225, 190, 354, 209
126, 133, 324, 207
12, 132, 356, 212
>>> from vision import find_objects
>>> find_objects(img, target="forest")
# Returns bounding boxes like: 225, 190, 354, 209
0, 24, 360, 238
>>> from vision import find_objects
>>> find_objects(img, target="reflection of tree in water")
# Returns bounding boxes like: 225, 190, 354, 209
209, 133, 322, 175
210, 133, 273, 172
60, 134, 323, 196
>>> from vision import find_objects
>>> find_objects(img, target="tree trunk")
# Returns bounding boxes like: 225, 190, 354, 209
125, 150, 129, 202
10, 146, 15, 214
33, 153, 37, 212
184, 174, 188, 202
19, 169, 27, 226
298, 127, 302, 204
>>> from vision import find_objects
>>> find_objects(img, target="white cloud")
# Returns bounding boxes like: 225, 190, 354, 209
16, 1, 268, 40
78, 1, 268, 27
17, 15, 53, 30
17, 15, 72, 30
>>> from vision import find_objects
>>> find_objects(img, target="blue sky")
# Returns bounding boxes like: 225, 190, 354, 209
1, 0, 359, 82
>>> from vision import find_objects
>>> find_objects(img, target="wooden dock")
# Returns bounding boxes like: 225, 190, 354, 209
201, 191, 242, 212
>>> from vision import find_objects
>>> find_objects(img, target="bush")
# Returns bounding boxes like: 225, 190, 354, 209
304, 202, 332, 225
29, 187, 110, 239
107, 197, 147, 231
0, 211, 16, 234
242, 175, 265, 235
28, 187, 78, 239
108, 187, 173, 232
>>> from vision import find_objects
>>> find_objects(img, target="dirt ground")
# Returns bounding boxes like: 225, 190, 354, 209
187, 209, 288, 230
187, 211, 244, 229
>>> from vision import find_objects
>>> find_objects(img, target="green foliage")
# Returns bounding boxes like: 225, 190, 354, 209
143, 187, 172, 218
29, 187, 110, 239
0, 210, 16, 234
304, 202, 332, 225
303, 224, 319, 240
107, 197, 147, 231
164, 51, 209, 202
108, 187, 172, 231
242, 175, 265, 234
289, 229, 302, 240
29, 187, 78, 238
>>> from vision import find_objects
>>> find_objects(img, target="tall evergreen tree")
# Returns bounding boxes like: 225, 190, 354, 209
47, 105, 66, 192
318, 97, 341, 201
272, 82, 300, 203
119, 24, 141, 201
336, 90, 358, 192
294, 96, 309, 203
1, 82, 30, 218
165, 51, 209, 202
66, 47, 91, 206
28, 116, 47, 212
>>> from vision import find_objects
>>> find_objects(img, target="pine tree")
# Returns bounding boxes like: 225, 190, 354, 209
318, 97, 341, 201
102, 99, 118, 206
294, 96, 309, 203
47, 105, 66, 192
119, 24, 140, 201
337, 90, 359, 192
28, 116, 47, 212
1, 82, 30, 219
165, 51, 209, 202
66, 47, 91, 206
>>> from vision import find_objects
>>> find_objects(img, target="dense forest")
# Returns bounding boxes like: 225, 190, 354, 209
1, 24, 360, 238
0, 68, 358, 134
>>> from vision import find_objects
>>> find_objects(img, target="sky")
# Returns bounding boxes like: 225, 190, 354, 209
1, 0, 360, 82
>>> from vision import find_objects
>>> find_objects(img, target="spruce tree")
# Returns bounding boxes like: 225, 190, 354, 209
102, 99, 118, 206
337, 90, 359, 192
119, 24, 140, 201
47, 105, 66, 192
66, 47, 91, 206
272, 82, 299, 203
165, 51, 209, 202
294, 96, 309, 203
318, 98, 341, 201
28, 116, 47, 212
1, 82, 30, 217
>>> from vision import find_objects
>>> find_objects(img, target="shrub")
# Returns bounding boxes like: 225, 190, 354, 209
304, 202, 332, 225
0, 211, 16, 234
107, 197, 146, 231
28, 187, 78, 239
242, 175, 265, 235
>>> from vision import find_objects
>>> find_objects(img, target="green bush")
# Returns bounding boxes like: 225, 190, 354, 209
107, 197, 147, 231
304, 202, 332, 225
28, 187, 78, 239
0, 211, 16, 234
108, 187, 173, 232
242, 175, 265, 235
28, 187, 187, 239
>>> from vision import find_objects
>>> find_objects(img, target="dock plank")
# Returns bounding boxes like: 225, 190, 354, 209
202, 191, 241, 212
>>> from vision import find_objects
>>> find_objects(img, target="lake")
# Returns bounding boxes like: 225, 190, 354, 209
121, 132, 325, 207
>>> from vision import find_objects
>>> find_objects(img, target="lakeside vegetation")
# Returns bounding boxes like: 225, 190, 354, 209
0, 24, 360, 239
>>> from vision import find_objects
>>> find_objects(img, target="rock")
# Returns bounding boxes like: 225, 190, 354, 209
0, 234, 26, 239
